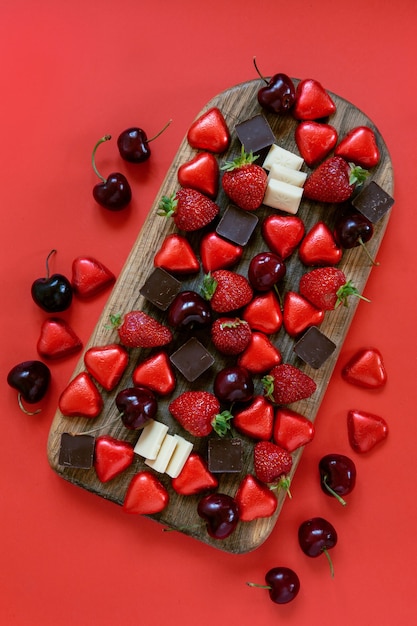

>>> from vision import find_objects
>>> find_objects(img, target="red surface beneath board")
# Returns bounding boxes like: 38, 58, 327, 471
1, 1, 416, 625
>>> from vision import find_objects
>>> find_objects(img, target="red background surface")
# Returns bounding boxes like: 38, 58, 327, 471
1, 1, 416, 624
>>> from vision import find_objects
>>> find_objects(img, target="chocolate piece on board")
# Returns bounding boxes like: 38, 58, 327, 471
208, 438, 243, 473
140, 267, 182, 311
352, 181, 394, 223
58, 433, 95, 469
169, 337, 214, 382
235, 114, 275, 159
216, 205, 258, 246
293, 326, 336, 369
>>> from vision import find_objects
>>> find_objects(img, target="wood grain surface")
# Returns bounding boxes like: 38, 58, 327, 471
47, 79, 394, 553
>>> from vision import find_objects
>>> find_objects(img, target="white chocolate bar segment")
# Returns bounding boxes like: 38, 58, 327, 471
145, 434, 178, 473
263, 178, 304, 214
134, 419, 169, 460
165, 435, 193, 478
268, 162, 307, 188
263, 144, 304, 171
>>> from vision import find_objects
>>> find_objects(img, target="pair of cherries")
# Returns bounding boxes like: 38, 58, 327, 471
92, 120, 171, 211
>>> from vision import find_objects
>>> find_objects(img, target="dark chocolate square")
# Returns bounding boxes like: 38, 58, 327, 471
293, 326, 336, 369
207, 438, 243, 473
235, 115, 275, 160
352, 181, 394, 223
58, 433, 95, 469
169, 337, 214, 382
140, 267, 182, 311
216, 205, 258, 246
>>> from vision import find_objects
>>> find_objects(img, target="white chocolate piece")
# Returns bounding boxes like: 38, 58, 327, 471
263, 178, 304, 214
263, 144, 304, 171
145, 434, 178, 473
165, 435, 193, 478
134, 419, 169, 460
267, 162, 307, 188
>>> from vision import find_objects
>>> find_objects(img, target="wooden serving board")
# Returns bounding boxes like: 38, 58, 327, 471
47, 79, 394, 553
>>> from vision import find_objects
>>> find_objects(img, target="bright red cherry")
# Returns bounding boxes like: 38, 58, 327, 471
7, 360, 51, 414
253, 57, 296, 114
92, 135, 132, 210
197, 493, 239, 539
31, 249, 73, 312
298, 517, 338, 576
213, 365, 254, 404
247, 567, 300, 604
248, 251, 286, 291
167, 290, 212, 331
116, 387, 157, 429
319, 453, 356, 506
117, 120, 172, 163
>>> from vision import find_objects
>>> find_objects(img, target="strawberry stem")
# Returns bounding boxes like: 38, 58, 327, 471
221, 145, 259, 172
336, 281, 370, 307
201, 273, 218, 301
212, 410, 234, 437
348, 163, 369, 187
157, 194, 177, 218
261, 374, 275, 402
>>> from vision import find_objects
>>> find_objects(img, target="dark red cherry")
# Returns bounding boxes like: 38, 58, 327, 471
167, 290, 212, 331
298, 517, 338, 576
247, 567, 300, 604
117, 120, 172, 163
213, 365, 254, 404
92, 135, 132, 210
334, 210, 378, 265
197, 493, 239, 539
248, 251, 286, 291
319, 453, 356, 506
116, 386, 157, 429
253, 57, 296, 114
7, 360, 51, 414
31, 250, 73, 312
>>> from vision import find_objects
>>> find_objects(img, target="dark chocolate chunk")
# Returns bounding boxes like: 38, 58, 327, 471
216, 205, 258, 246
293, 326, 336, 369
207, 438, 243, 473
235, 115, 275, 160
58, 433, 95, 469
352, 181, 394, 223
169, 337, 214, 382
140, 267, 182, 311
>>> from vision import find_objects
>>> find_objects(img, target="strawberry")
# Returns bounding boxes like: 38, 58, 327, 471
122, 471, 169, 514
94, 435, 134, 483
233, 395, 274, 441
71, 256, 115, 298
335, 126, 380, 169
153, 233, 200, 274
341, 347, 387, 389
187, 106, 231, 154
299, 266, 369, 310
211, 317, 252, 355
294, 120, 338, 167
132, 351, 176, 395
347, 409, 388, 453
58, 372, 103, 418
273, 407, 315, 452
238, 332, 282, 374
254, 441, 293, 486
293, 78, 336, 120
243, 290, 283, 334
168, 390, 232, 437
84, 343, 129, 391
261, 214, 305, 260
200, 232, 243, 273
37, 317, 82, 359
263, 363, 317, 404
158, 188, 219, 232
221, 147, 267, 211
171, 453, 218, 495
235, 474, 278, 521
111, 310, 173, 348
201, 270, 253, 313
303, 156, 369, 203
298, 221, 342, 266
177, 152, 219, 198
282, 291, 324, 337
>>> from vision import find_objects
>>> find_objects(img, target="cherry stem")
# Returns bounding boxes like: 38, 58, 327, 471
246, 582, 272, 590
92, 135, 112, 183
359, 237, 380, 266
45, 249, 57, 279
77, 413, 121, 435
147, 119, 172, 143
323, 475, 347, 506
323, 548, 335, 578
253, 56, 268, 85
17, 393, 41, 415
